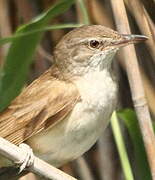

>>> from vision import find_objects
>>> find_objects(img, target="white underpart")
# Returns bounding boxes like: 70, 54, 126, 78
28, 51, 118, 167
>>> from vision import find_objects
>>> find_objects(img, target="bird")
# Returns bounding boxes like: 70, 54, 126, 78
0, 25, 147, 169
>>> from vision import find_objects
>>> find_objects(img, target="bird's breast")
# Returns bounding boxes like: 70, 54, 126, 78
74, 70, 118, 113
28, 70, 118, 167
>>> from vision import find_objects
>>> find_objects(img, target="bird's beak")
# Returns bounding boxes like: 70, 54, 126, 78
111, 34, 148, 48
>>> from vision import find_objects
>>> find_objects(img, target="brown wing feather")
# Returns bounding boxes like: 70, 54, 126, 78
0, 66, 80, 145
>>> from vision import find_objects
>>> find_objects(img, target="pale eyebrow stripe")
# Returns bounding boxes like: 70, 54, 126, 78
67, 37, 112, 47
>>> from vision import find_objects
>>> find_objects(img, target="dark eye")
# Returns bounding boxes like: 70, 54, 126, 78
89, 40, 100, 48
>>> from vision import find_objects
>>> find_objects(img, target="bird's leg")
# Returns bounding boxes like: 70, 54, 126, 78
15, 143, 35, 173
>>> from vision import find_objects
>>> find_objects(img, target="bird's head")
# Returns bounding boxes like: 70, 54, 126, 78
54, 25, 147, 76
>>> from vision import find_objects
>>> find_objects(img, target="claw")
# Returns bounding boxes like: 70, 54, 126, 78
15, 143, 34, 173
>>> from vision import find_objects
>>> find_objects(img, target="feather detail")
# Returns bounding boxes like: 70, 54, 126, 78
0, 66, 80, 145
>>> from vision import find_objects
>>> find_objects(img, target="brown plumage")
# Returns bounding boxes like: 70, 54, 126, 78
0, 66, 80, 145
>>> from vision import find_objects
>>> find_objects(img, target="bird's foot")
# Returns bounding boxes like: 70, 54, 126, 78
15, 143, 34, 173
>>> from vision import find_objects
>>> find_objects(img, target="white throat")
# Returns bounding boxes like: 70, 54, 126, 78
62, 49, 118, 77
87, 49, 117, 73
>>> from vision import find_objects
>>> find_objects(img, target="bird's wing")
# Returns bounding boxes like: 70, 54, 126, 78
0, 66, 80, 145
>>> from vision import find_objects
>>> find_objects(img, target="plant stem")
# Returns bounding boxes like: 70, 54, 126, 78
111, 111, 134, 180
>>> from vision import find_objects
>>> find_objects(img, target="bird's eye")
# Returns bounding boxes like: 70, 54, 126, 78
89, 40, 100, 48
